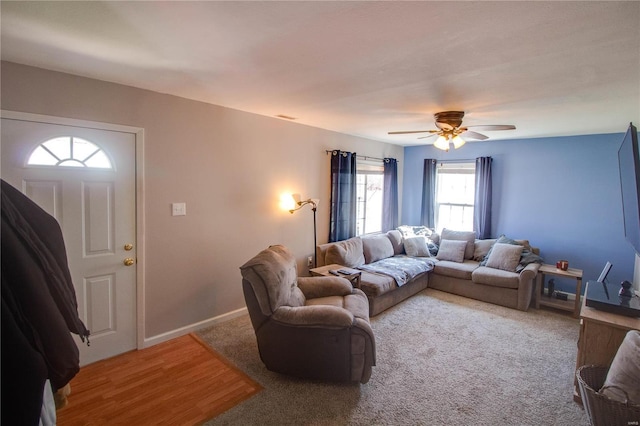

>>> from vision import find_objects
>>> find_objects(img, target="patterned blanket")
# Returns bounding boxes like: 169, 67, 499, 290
357, 256, 435, 286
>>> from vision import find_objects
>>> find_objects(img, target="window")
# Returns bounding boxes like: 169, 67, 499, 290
435, 162, 475, 232
27, 137, 112, 169
356, 162, 384, 236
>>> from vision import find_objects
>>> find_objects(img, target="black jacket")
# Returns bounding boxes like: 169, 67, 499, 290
1, 179, 89, 425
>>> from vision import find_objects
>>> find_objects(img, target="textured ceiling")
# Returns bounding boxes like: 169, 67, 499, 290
1, 1, 639, 146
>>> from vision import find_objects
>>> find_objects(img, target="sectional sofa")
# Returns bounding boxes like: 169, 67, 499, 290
316, 228, 542, 316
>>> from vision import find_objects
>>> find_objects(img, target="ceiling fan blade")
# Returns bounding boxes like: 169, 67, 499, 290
465, 125, 516, 131
417, 134, 438, 141
460, 130, 489, 140
388, 130, 438, 135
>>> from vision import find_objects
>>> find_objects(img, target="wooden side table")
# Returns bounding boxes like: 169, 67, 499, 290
573, 288, 640, 403
310, 264, 362, 289
534, 263, 583, 317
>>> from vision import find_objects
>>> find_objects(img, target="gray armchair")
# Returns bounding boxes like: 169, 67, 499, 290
240, 245, 375, 383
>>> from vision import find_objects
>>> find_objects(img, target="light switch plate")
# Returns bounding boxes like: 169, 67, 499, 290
172, 202, 186, 216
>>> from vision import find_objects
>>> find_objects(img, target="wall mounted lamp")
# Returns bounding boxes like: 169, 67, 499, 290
287, 193, 319, 268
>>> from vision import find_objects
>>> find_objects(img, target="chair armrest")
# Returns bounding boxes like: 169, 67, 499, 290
272, 305, 354, 327
298, 276, 353, 299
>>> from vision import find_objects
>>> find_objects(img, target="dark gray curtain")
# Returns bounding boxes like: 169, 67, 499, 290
421, 159, 437, 228
329, 150, 357, 242
382, 158, 398, 232
474, 156, 493, 239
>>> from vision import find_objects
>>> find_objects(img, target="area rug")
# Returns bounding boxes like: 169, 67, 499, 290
57, 333, 261, 425
198, 288, 588, 425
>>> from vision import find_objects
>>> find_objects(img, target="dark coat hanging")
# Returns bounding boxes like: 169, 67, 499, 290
1, 179, 89, 425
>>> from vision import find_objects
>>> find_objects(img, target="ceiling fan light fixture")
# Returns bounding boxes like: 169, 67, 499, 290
452, 135, 466, 149
387, 110, 515, 147
434, 135, 449, 151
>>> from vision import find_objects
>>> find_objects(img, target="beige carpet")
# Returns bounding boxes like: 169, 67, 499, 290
198, 288, 588, 425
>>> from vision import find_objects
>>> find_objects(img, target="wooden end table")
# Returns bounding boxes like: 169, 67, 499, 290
573, 289, 640, 403
534, 263, 583, 317
309, 264, 362, 289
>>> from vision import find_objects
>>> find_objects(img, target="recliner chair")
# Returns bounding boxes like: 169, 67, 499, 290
240, 245, 375, 383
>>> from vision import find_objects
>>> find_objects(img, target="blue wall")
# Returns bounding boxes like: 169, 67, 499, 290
402, 133, 636, 293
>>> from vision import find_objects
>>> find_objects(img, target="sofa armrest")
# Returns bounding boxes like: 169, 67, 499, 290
519, 262, 540, 281
516, 262, 540, 310
298, 276, 353, 299
272, 305, 354, 327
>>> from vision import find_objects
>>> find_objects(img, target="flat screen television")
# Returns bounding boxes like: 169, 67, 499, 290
618, 122, 640, 255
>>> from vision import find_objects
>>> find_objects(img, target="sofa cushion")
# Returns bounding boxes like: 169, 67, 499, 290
306, 295, 346, 308
471, 266, 520, 289
473, 239, 496, 261
440, 229, 476, 259
325, 237, 365, 268
436, 239, 467, 263
404, 236, 431, 257
601, 330, 640, 405
358, 271, 397, 297
485, 243, 523, 272
433, 260, 479, 280
362, 234, 395, 264
386, 230, 405, 255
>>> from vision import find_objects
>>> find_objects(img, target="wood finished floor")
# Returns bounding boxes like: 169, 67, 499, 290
57, 333, 262, 425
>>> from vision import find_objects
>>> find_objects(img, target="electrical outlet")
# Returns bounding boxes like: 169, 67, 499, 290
307, 256, 313, 268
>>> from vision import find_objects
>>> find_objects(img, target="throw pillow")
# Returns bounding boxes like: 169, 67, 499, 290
600, 330, 640, 405
386, 230, 405, 255
396, 225, 416, 238
440, 229, 476, 260
473, 239, 496, 261
480, 235, 521, 266
404, 236, 431, 257
325, 237, 365, 267
428, 232, 440, 246
362, 234, 395, 264
427, 241, 439, 256
397, 225, 440, 245
435, 239, 467, 263
412, 226, 432, 236
484, 243, 523, 272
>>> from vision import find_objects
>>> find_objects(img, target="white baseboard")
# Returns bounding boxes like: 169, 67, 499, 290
142, 307, 248, 348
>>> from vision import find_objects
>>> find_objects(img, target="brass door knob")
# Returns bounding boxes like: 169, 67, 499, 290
124, 243, 134, 251
123, 258, 135, 266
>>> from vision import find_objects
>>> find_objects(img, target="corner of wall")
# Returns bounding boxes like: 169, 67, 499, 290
633, 252, 640, 295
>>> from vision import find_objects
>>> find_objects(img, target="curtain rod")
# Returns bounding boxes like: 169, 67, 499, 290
325, 150, 399, 163
434, 159, 477, 164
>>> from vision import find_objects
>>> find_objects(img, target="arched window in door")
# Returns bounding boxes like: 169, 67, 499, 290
27, 136, 113, 169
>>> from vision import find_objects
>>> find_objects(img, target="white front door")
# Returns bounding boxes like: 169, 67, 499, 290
1, 117, 137, 365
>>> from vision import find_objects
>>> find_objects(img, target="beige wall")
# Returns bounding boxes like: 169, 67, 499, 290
0, 61, 404, 340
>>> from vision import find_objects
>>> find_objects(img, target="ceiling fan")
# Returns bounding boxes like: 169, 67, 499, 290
388, 111, 515, 151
